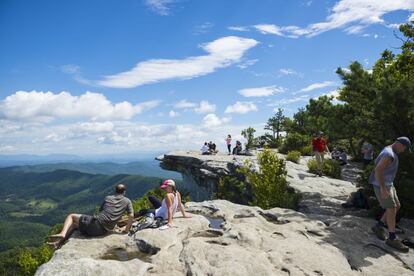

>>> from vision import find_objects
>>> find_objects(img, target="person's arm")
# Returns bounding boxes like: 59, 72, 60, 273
166, 194, 174, 226
177, 192, 191, 218
122, 201, 134, 233
374, 156, 393, 199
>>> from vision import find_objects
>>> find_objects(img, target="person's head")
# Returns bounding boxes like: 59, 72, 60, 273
204, 142, 207, 145
317, 131, 324, 137
228, 134, 231, 138
394, 137, 412, 153
160, 179, 176, 193
115, 184, 126, 195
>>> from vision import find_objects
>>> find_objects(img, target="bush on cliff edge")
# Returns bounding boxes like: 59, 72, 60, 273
240, 149, 301, 210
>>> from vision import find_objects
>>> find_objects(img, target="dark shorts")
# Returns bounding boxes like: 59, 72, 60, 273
78, 215, 107, 236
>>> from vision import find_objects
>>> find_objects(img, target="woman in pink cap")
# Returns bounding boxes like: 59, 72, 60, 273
134, 179, 191, 229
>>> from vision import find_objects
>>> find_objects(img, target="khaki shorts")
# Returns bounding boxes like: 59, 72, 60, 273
373, 185, 400, 209
313, 151, 325, 168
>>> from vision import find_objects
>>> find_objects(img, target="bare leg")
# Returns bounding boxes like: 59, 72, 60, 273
386, 207, 397, 233
50, 214, 81, 239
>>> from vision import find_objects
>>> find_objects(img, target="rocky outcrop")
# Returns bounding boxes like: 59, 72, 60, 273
36, 200, 414, 276
37, 152, 414, 275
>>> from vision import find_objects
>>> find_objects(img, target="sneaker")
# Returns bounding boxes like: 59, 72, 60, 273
386, 238, 409, 253
371, 225, 387, 241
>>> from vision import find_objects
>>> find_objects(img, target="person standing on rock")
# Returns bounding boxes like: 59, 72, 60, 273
370, 137, 412, 252
48, 184, 134, 248
361, 142, 374, 166
312, 131, 330, 176
226, 134, 232, 155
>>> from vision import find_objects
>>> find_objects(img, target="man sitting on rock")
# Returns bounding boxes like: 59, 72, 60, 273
48, 184, 134, 249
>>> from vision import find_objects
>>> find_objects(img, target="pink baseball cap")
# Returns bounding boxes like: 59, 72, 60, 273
160, 179, 175, 189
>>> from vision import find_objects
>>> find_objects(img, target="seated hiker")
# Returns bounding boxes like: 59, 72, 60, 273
331, 147, 340, 160
210, 142, 218, 154
201, 142, 211, 155
232, 140, 242, 155
134, 179, 191, 230
337, 149, 348, 165
48, 184, 134, 249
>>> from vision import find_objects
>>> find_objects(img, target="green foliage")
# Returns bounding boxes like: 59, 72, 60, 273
286, 151, 301, 163
241, 127, 256, 150
132, 187, 166, 211
300, 145, 312, 156
307, 159, 341, 179
265, 108, 286, 140
216, 175, 251, 205
279, 132, 311, 154
240, 149, 301, 210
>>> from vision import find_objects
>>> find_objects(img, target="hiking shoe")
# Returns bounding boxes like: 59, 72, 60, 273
386, 238, 409, 253
371, 225, 387, 241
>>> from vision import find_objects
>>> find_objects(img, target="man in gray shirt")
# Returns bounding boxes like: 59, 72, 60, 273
48, 184, 134, 249
370, 137, 411, 252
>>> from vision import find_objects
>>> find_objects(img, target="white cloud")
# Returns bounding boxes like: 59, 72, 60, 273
279, 68, 299, 76
97, 36, 258, 88
268, 95, 310, 106
0, 91, 160, 122
237, 59, 258, 69
238, 86, 285, 97
71, 121, 114, 133
202, 113, 231, 128
174, 99, 198, 109
299, 81, 336, 93
174, 100, 215, 114
194, 101, 216, 114
225, 101, 258, 114
145, 0, 174, 16
251, 1, 414, 37
409, 13, 414, 21
169, 110, 180, 118
254, 24, 283, 36
193, 22, 214, 34
228, 26, 250, 32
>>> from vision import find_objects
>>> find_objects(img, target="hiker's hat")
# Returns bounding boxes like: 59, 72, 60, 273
396, 137, 412, 153
160, 179, 175, 189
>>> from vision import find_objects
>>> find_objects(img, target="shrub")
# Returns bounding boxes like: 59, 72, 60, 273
279, 132, 310, 154
300, 145, 312, 156
307, 159, 341, 179
286, 151, 301, 163
240, 149, 301, 210
216, 176, 251, 205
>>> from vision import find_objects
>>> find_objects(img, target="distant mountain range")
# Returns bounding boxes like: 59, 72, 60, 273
3, 160, 181, 179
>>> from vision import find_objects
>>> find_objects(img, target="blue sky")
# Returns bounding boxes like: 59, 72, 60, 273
0, 0, 413, 155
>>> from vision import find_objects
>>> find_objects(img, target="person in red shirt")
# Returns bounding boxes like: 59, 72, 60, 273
312, 131, 330, 176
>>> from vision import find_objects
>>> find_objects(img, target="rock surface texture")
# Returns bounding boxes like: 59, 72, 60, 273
37, 152, 414, 275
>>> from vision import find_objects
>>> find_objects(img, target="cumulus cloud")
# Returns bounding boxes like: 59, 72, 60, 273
145, 0, 174, 16
299, 81, 336, 93
169, 110, 180, 117
251, 1, 414, 37
238, 86, 285, 97
225, 101, 258, 114
174, 99, 216, 114
194, 101, 216, 114
202, 113, 231, 128
97, 36, 258, 88
0, 91, 160, 122
174, 99, 197, 109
